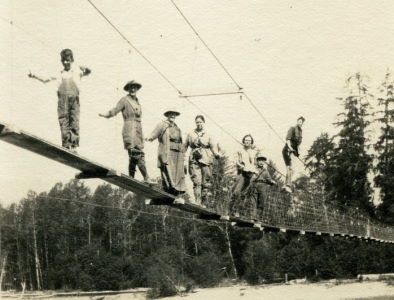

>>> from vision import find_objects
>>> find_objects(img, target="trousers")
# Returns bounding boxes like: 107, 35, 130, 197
128, 148, 148, 180
189, 162, 212, 204
57, 93, 80, 148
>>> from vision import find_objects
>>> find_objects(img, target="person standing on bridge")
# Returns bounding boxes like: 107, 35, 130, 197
183, 115, 221, 207
99, 80, 150, 182
28, 49, 91, 152
282, 116, 305, 193
230, 134, 259, 216
146, 109, 186, 196
251, 152, 277, 221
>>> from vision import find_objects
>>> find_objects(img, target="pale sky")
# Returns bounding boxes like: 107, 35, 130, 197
1, 0, 394, 206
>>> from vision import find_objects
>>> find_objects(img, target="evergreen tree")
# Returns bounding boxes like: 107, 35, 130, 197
374, 70, 394, 224
330, 73, 373, 213
304, 133, 336, 196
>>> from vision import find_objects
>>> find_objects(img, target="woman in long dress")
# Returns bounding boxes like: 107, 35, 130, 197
147, 109, 186, 195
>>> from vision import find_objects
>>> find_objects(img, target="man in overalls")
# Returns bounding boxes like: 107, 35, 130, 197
28, 49, 91, 152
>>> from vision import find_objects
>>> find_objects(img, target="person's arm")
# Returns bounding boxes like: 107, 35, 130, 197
182, 133, 190, 153
262, 170, 276, 185
28, 71, 56, 83
98, 98, 124, 119
208, 136, 221, 159
285, 127, 295, 152
235, 151, 244, 170
147, 122, 165, 142
79, 66, 91, 77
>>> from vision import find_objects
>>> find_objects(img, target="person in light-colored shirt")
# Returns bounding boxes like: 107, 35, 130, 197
28, 49, 91, 152
230, 134, 258, 216
184, 115, 221, 206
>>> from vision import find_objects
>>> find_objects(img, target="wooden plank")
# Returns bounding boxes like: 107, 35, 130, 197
0, 122, 173, 201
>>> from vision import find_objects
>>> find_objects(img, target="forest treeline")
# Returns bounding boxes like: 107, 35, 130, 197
0, 72, 393, 298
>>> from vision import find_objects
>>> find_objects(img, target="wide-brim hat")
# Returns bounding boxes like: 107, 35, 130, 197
124, 80, 142, 92
256, 153, 267, 161
164, 109, 180, 117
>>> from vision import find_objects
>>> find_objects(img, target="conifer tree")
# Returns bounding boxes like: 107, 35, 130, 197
374, 70, 394, 224
330, 73, 373, 213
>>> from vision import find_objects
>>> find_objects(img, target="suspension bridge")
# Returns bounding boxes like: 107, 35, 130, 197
1, 121, 393, 244
1, 1, 394, 246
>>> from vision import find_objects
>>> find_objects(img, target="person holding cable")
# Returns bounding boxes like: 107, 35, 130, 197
282, 116, 305, 193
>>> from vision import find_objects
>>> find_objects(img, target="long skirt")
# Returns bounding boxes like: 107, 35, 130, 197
160, 149, 186, 195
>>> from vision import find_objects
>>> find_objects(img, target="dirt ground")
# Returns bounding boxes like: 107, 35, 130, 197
2, 281, 394, 300
159, 281, 394, 300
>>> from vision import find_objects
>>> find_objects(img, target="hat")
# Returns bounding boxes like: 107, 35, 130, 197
256, 152, 267, 161
124, 80, 142, 92
60, 49, 74, 62
164, 108, 180, 117
297, 116, 306, 122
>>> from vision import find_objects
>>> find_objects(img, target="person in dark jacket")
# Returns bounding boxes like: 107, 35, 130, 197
282, 116, 305, 193
99, 80, 149, 182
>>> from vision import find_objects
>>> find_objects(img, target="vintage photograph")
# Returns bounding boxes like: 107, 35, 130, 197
1, 1, 394, 299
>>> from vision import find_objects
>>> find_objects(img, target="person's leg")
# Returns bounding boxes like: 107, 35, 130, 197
136, 152, 149, 181
160, 165, 174, 194
128, 149, 138, 178
241, 172, 255, 219
286, 164, 293, 187
282, 147, 293, 192
201, 165, 212, 207
189, 163, 202, 205
57, 94, 70, 148
69, 96, 80, 149
230, 173, 246, 215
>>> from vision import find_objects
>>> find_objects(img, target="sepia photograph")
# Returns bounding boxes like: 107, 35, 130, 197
1, 1, 394, 299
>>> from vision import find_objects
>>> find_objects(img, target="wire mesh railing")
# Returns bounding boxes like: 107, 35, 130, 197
209, 183, 394, 242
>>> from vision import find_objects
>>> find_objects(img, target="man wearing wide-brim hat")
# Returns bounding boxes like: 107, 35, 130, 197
99, 80, 150, 182
147, 108, 186, 195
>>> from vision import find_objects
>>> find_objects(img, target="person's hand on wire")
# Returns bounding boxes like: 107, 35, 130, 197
98, 113, 110, 118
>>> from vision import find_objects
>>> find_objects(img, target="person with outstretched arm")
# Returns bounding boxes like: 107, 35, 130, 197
146, 109, 186, 196
99, 80, 150, 182
28, 49, 91, 152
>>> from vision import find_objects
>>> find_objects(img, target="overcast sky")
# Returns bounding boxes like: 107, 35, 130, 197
1, 0, 394, 206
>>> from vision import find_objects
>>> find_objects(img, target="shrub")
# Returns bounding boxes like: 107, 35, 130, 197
186, 252, 222, 287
